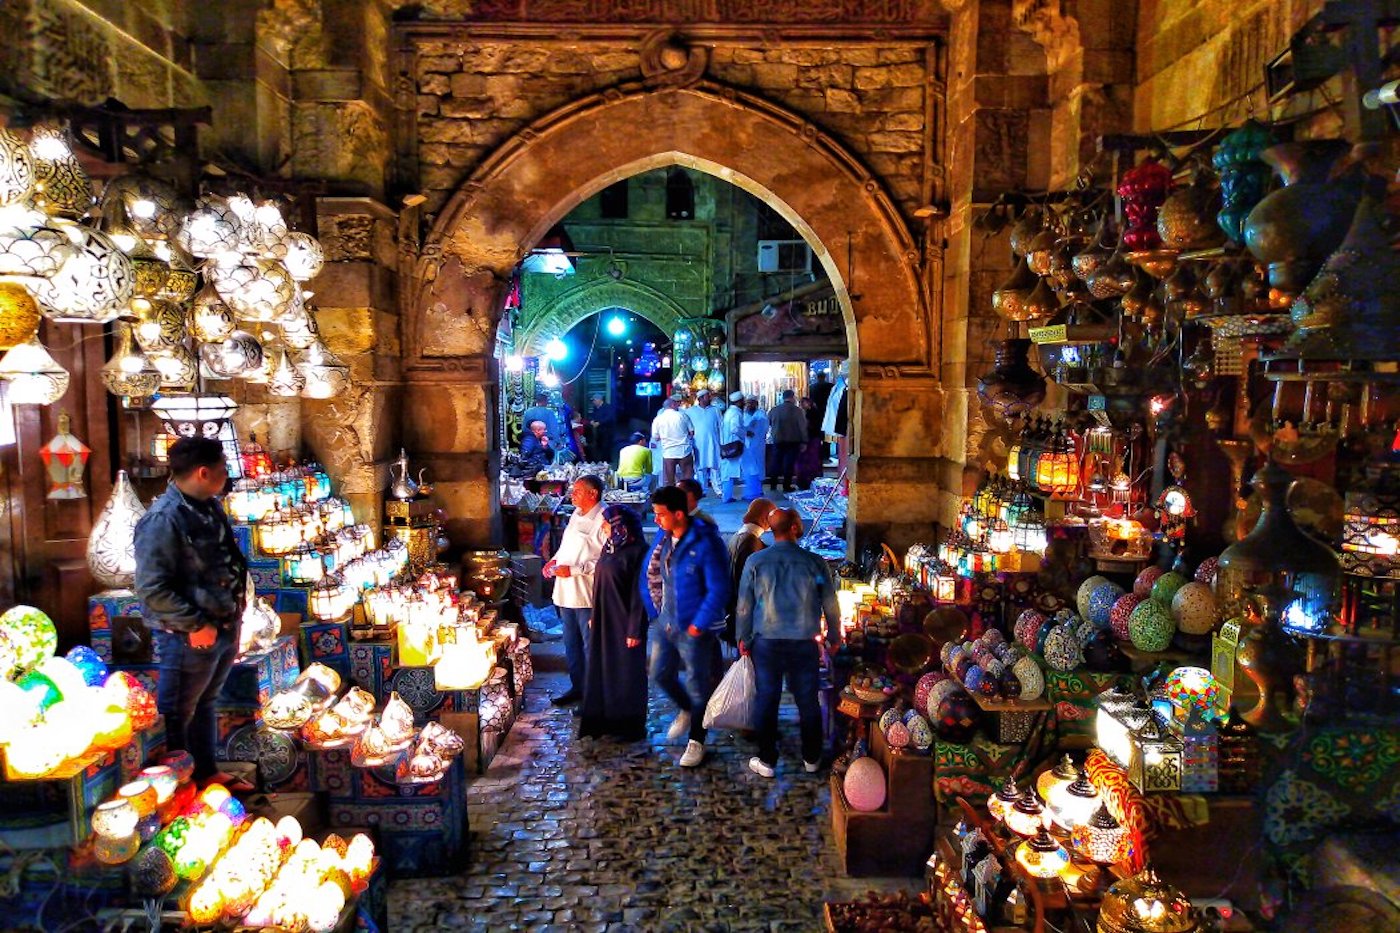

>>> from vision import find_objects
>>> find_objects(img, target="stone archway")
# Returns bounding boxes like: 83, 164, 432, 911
515, 278, 689, 356
405, 82, 945, 549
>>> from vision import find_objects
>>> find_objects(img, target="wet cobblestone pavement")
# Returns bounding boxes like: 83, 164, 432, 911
387, 645, 901, 931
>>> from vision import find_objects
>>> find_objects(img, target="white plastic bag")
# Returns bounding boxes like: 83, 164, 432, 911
703, 655, 756, 731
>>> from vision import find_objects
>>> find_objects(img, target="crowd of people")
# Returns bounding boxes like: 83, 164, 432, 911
543, 479, 843, 777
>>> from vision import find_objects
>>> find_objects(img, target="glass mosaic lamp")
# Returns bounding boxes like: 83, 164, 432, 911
1096, 869, 1197, 933
0, 604, 58, 671
91, 797, 139, 839
64, 645, 108, 687
1015, 829, 1069, 879
1049, 769, 1101, 831
1070, 802, 1131, 865
1037, 753, 1079, 800
116, 780, 159, 818
0, 335, 70, 404
988, 776, 1021, 823
1005, 789, 1047, 837
139, 765, 178, 804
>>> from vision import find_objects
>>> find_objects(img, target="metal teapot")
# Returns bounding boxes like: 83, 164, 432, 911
390, 449, 421, 500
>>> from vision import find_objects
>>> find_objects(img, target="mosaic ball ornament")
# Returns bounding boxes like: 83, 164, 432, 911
64, 645, 108, 687
1133, 565, 1166, 598
984, 658, 1005, 681
843, 756, 887, 812
906, 713, 934, 752
1151, 570, 1190, 607
1033, 618, 1058, 655
925, 678, 962, 717
128, 845, 178, 898
993, 642, 1014, 664
976, 670, 1001, 699
885, 719, 910, 749
1014, 609, 1049, 649
1109, 593, 1145, 641
1041, 621, 1084, 672
963, 663, 985, 693
1171, 581, 1220, 635
1076, 575, 1111, 619
1, 604, 58, 672
939, 640, 958, 669
878, 708, 902, 734
1085, 581, 1127, 627
952, 655, 974, 683
1193, 555, 1219, 587
982, 628, 1006, 648
934, 690, 982, 744
0, 628, 18, 680
34, 228, 134, 323
1012, 655, 1045, 700
1163, 666, 1221, 722
1074, 616, 1101, 648
914, 672, 947, 715
1128, 598, 1176, 652
200, 329, 264, 379
970, 644, 996, 668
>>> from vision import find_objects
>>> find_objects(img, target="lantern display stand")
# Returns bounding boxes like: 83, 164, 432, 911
830, 719, 937, 877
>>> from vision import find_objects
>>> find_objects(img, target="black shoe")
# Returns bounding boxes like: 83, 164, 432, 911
551, 691, 582, 706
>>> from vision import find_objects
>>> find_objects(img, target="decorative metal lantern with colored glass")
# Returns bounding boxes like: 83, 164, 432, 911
309, 573, 355, 623
240, 433, 274, 479
86, 470, 146, 589
1096, 869, 1197, 933
281, 542, 325, 586
1095, 691, 1185, 793
38, 413, 90, 499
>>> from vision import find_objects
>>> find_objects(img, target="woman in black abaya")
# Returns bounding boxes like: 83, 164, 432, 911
579, 505, 650, 741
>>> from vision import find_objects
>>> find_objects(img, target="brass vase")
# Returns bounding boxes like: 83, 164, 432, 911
977, 338, 1047, 423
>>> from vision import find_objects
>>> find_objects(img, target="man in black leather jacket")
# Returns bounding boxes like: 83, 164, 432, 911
134, 437, 248, 784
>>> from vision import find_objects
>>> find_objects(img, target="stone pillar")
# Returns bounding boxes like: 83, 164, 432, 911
304, 198, 403, 527
849, 374, 947, 554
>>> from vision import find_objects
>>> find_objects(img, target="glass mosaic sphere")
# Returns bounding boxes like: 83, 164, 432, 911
0, 604, 57, 672
1128, 599, 1176, 652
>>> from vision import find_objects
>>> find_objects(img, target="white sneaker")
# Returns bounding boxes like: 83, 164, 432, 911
803, 760, 822, 774
667, 711, 691, 742
748, 757, 775, 778
679, 740, 706, 767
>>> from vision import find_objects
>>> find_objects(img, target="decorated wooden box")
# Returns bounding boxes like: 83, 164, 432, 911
323, 757, 469, 878
118, 716, 168, 783
247, 556, 282, 592
348, 640, 398, 698
88, 591, 162, 664
269, 585, 310, 620
217, 635, 300, 706
301, 619, 352, 680
1182, 733, 1218, 793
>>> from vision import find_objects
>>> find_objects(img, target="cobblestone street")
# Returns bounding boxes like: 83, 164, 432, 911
387, 645, 892, 932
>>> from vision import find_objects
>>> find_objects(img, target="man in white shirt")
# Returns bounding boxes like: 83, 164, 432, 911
685, 389, 723, 496
650, 395, 695, 487
545, 475, 610, 706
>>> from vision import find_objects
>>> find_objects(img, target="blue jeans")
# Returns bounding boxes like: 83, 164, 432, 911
154, 628, 238, 780
557, 606, 592, 695
651, 621, 717, 744
752, 638, 824, 767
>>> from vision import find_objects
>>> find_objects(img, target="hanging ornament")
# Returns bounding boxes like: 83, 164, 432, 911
101, 322, 162, 398
0, 127, 35, 207
211, 257, 296, 322
189, 283, 235, 343
152, 345, 197, 389
0, 336, 69, 404
175, 198, 242, 260
98, 173, 182, 243
199, 329, 264, 379
1117, 158, 1173, 252
34, 228, 135, 323
267, 343, 305, 397
298, 337, 349, 399
280, 232, 324, 281
39, 412, 90, 499
279, 297, 319, 350
132, 299, 187, 355
250, 199, 290, 256
0, 281, 42, 350
1212, 120, 1273, 245
0, 205, 79, 282
157, 244, 197, 303
28, 125, 92, 220
87, 470, 146, 589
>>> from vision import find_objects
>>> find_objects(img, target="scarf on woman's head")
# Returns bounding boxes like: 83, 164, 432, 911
603, 504, 644, 552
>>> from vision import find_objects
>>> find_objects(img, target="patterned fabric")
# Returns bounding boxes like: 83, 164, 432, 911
1301, 730, 1400, 794
602, 504, 644, 552
1085, 749, 1204, 873
1263, 769, 1352, 847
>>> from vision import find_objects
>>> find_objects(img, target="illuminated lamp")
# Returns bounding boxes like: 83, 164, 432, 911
1015, 829, 1069, 879
151, 393, 238, 444
281, 232, 324, 281
297, 662, 343, 699
988, 776, 1022, 823
297, 336, 349, 399
0, 126, 34, 206
1096, 869, 1197, 933
282, 543, 326, 586
101, 322, 161, 398
434, 629, 495, 690
240, 433, 274, 479
226, 478, 272, 523
1049, 769, 1101, 831
211, 257, 296, 322
152, 345, 198, 389
1005, 789, 1047, 837
140, 765, 179, 804
1341, 463, 1400, 579
1095, 689, 1185, 793
1157, 485, 1194, 518
0, 281, 42, 350
39, 413, 89, 499
91, 705, 133, 752
177, 198, 242, 261
99, 173, 180, 243
64, 645, 108, 686
104, 671, 158, 729
0, 336, 70, 404
1037, 753, 1079, 801
94, 832, 140, 865
1162, 666, 1221, 727
239, 596, 281, 657
189, 282, 235, 342
988, 518, 1014, 554
117, 780, 159, 819
267, 342, 305, 397
200, 329, 264, 379
132, 298, 186, 356
160, 751, 196, 785
309, 573, 355, 623
1070, 802, 1131, 865
91, 797, 140, 840
149, 426, 175, 463
28, 124, 92, 219
34, 228, 133, 323
932, 565, 958, 604
16, 669, 63, 709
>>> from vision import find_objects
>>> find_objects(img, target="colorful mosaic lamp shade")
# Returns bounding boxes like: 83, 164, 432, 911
91, 797, 139, 839
1070, 802, 1132, 865
86, 469, 146, 589
64, 645, 108, 687
38, 412, 89, 498
0, 604, 57, 672
1015, 829, 1069, 879
1005, 789, 1047, 837
1162, 666, 1221, 727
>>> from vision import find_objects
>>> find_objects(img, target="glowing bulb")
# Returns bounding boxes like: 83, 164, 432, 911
540, 371, 560, 388
504, 354, 524, 373
606, 316, 626, 337
545, 338, 567, 361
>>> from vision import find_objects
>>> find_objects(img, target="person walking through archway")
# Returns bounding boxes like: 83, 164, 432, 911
767, 389, 806, 493
545, 475, 610, 708
579, 505, 650, 742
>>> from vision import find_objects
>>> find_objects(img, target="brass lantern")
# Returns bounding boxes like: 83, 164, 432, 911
39, 413, 89, 498
1096, 869, 1197, 933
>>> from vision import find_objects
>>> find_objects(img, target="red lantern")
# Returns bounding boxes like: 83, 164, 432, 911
1117, 159, 1173, 251
39, 413, 90, 499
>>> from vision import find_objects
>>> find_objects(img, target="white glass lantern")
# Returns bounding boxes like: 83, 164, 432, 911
151, 393, 239, 441
0, 205, 77, 282
0, 335, 69, 404
1049, 769, 1101, 831
266, 343, 305, 397
87, 470, 146, 589
0, 127, 35, 207
200, 330, 264, 379
309, 573, 355, 623
34, 228, 135, 323
177, 198, 243, 260
212, 257, 296, 322
189, 283, 235, 343
28, 125, 92, 219
101, 322, 162, 398
298, 337, 349, 399
280, 232, 324, 281
152, 345, 197, 389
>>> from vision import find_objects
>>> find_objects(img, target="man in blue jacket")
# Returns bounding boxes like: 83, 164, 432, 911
643, 485, 730, 767
735, 508, 841, 778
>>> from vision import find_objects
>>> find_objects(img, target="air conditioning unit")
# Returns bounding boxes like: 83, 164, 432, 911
757, 239, 812, 273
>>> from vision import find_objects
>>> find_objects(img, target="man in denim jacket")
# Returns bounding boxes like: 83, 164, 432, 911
642, 485, 730, 767
735, 508, 841, 778
134, 437, 248, 784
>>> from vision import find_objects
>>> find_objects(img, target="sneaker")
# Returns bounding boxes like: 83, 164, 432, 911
803, 760, 822, 774
748, 757, 775, 778
666, 711, 691, 742
679, 740, 706, 768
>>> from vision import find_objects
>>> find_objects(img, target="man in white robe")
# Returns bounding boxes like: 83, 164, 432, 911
685, 389, 723, 496
651, 395, 694, 486
720, 390, 746, 502
740, 396, 769, 501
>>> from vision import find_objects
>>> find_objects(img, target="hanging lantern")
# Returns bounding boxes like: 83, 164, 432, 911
199, 330, 264, 379
0, 336, 69, 404
240, 433, 274, 479
99, 173, 181, 243
157, 245, 197, 303
152, 345, 198, 390
189, 283, 235, 343
121, 238, 172, 300
279, 298, 318, 350
132, 299, 186, 356
101, 322, 162, 398
309, 573, 356, 623
0, 281, 42, 350
211, 257, 296, 322
0, 127, 35, 207
0, 205, 77, 282
298, 337, 349, 399
28, 125, 92, 220
39, 413, 90, 499
267, 343, 305, 397
87, 470, 147, 589
176, 198, 242, 261
151, 393, 238, 441
250, 200, 290, 256
34, 228, 135, 323
280, 232, 324, 281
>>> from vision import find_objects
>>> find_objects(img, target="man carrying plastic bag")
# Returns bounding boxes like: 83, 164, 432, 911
733, 508, 842, 779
